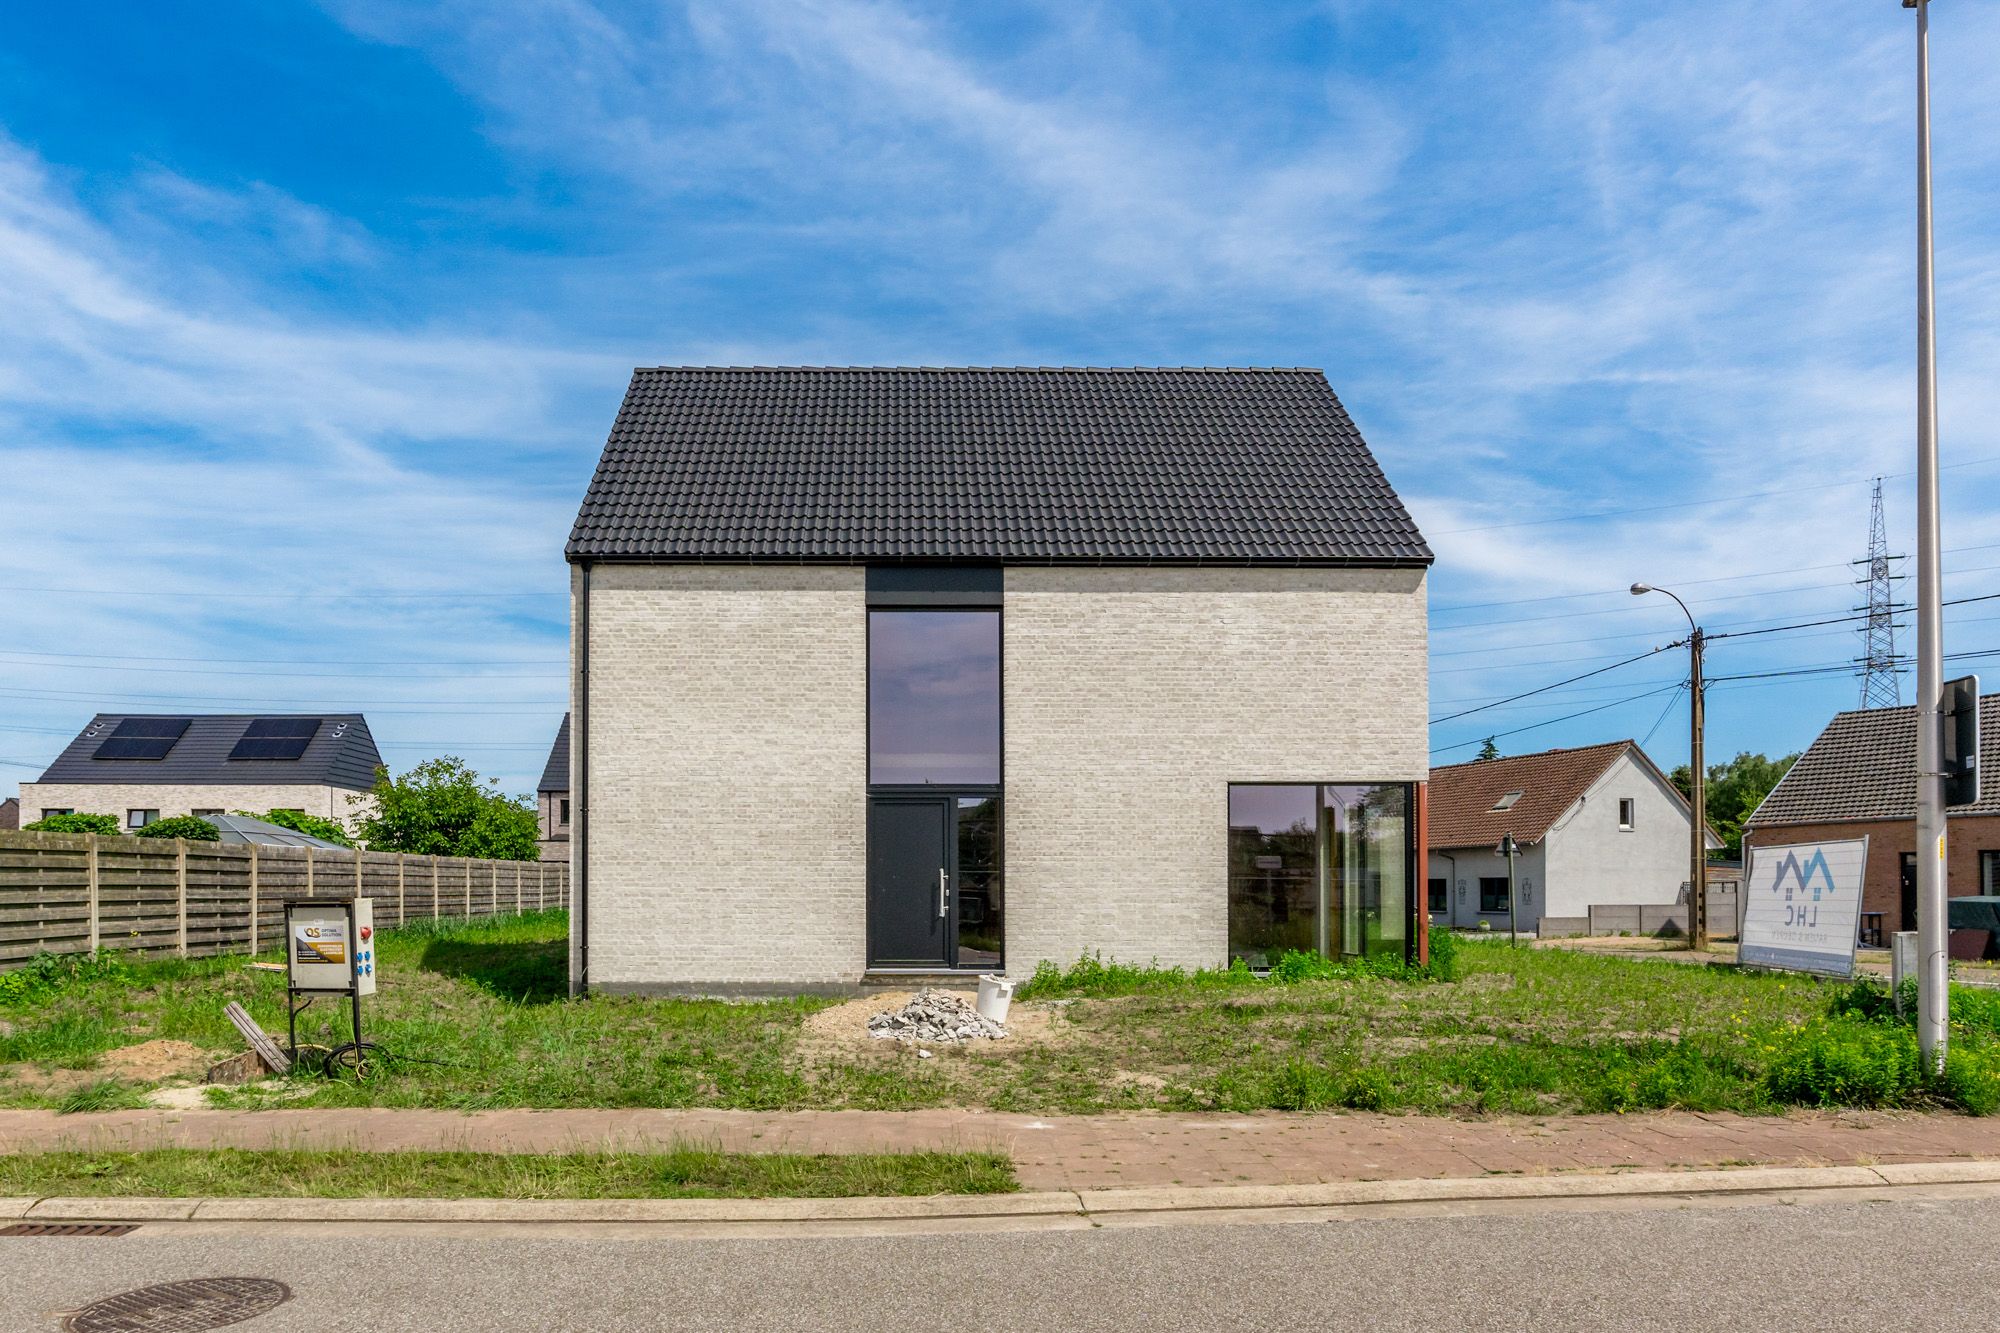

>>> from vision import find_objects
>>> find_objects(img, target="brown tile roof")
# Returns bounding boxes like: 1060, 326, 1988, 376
1746, 695, 2000, 827
1428, 740, 1637, 849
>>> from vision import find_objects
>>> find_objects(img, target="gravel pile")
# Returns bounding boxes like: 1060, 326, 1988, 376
867, 988, 1008, 1044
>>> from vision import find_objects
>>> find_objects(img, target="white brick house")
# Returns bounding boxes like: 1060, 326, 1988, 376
566, 366, 1433, 995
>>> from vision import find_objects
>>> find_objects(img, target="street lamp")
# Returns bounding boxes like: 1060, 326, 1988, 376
1496, 832, 1520, 946
1905, 0, 1948, 1072
1632, 583, 1708, 950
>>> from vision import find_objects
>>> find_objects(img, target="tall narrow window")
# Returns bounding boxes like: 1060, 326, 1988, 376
1228, 786, 1318, 968
868, 610, 1001, 785
1618, 798, 1635, 830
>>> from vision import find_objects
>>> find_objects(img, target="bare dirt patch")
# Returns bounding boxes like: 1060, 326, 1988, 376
799, 990, 1075, 1064
98, 1039, 212, 1084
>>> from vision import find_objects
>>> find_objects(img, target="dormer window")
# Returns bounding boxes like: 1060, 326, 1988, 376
1490, 790, 1524, 811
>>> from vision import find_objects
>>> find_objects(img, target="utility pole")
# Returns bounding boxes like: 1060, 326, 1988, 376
1632, 583, 1708, 950
1855, 477, 1907, 708
1497, 833, 1519, 946
1907, 0, 1947, 1072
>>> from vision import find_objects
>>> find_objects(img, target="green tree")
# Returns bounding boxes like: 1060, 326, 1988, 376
1669, 751, 1798, 858
355, 757, 540, 860
23, 813, 119, 835
1476, 737, 1501, 761
236, 809, 353, 847
134, 816, 220, 842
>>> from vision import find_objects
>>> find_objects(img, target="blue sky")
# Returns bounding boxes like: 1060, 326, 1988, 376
3, 0, 1998, 801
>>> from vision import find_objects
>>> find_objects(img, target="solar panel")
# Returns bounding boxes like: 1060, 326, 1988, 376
228, 717, 321, 762
92, 717, 191, 761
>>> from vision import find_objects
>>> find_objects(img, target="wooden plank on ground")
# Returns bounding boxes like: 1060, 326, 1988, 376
223, 1001, 291, 1074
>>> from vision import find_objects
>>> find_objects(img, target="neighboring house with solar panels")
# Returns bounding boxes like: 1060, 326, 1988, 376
564, 365, 1432, 995
537, 714, 571, 864
18, 714, 383, 834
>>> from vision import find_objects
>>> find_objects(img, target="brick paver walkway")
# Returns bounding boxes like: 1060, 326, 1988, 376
4, 1108, 1996, 1190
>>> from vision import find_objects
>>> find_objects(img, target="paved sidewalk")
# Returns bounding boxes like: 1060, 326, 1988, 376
3, 1107, 1996, 1190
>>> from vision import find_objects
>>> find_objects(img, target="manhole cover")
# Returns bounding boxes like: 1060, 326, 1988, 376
63, 1278, 292, 1333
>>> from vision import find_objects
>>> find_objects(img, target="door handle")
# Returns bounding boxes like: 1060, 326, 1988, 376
938, 868, 949, 919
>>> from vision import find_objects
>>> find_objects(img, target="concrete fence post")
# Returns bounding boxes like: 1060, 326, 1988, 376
86, 839, 101, 954
515, 863, 523, 913
175, 838, 188, 957
397, 855, 406, 926
431, 855, 440, 918
248, 843, 260, 954
537, 862, 546, 910
305, 846, 315, 899
353, 844, 364, 903
464, 860, 472, 917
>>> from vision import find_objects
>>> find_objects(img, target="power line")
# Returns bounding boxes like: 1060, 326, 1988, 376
1430, 684, 1684, 757
1427, 451, 2000, 538
1428, 645, 1677, 726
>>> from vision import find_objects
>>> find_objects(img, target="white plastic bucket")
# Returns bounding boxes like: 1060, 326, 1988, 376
975, 974, 1015, 1024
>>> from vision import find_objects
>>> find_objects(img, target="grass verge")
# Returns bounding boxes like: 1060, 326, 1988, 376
0, 1147, 1018, 1199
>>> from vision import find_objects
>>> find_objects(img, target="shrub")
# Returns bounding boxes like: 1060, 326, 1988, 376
1937, 1044, 2000, 1116
1764, 1019, 1925, 1109
0, 951, 133, 1006
133, 816, 220, 842
1421, 926, 1462, 982
23, 813, 119, 835
241, 809, 352, 846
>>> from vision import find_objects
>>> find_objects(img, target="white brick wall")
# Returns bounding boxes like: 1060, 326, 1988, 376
575, 563, 1427, 990
1002, 566, 1429, 973
17, 782, 370, 830
577, 564, 868, 991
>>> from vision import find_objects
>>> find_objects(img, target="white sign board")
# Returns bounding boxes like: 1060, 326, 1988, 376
1739, 838, 1869, 977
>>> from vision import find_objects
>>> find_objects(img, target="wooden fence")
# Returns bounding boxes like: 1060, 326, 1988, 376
0, 830, 569, 968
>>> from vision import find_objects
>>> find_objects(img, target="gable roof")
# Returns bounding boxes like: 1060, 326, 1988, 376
567, 366, 1431, 565
33, 714, 383, 791
1747, 695, 2000, 827
1429, 740, 1641, 849
538, 715, 570, 794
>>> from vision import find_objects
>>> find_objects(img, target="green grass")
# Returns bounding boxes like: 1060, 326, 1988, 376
3, 913, 1995, 1117
0, 1147, 1017, 1199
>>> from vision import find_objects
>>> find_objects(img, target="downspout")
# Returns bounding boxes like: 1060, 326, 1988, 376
1414, 781, 1430, 966
1441, 850, 1460, 930
572, 560, 590, 996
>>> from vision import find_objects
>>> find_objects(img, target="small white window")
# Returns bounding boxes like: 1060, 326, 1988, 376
127, 809, 158, 829
1491, 790, 1524, 811
1618, 798, 1635, 830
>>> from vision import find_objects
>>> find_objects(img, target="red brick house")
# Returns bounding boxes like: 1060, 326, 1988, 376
1743, 696, 2000, 951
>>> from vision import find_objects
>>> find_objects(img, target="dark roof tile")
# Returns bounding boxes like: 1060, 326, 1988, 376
567, 367, 1431, 564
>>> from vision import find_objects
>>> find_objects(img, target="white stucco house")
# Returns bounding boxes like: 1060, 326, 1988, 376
1426, 740, 1719, 935
565, 365, 1434, 995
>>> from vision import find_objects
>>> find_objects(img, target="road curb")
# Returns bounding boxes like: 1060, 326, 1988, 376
13, 1159, 2000, 1230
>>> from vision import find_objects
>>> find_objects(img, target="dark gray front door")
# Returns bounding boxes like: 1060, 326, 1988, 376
869, 798, 950, 967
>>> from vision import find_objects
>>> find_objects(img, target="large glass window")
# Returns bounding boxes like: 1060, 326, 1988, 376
868, 610, 1001, 786
1228, 783, 1413, 968
1228, 786, 1319, 967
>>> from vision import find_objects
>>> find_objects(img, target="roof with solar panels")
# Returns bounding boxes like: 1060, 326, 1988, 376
32, 714, 383, 790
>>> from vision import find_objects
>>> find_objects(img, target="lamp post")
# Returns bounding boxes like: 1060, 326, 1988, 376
1497, 832, 1520, 946
1632, 583, 1708, 950
1905, 0, 1947, 1072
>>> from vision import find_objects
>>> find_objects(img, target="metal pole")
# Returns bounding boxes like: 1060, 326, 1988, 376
1911, 0, 1948, 1072
1631, 583, 1709, 950
1503, 835, 1518, 946
1690, 628, 1709, 950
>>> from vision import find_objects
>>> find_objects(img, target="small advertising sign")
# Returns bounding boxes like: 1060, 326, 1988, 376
1739, 838, 1870, 977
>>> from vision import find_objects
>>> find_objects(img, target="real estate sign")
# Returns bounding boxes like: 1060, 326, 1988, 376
1739, 838, 1869, 977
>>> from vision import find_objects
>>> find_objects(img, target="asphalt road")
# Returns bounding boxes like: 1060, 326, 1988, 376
11, 1193, 2000, 1332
